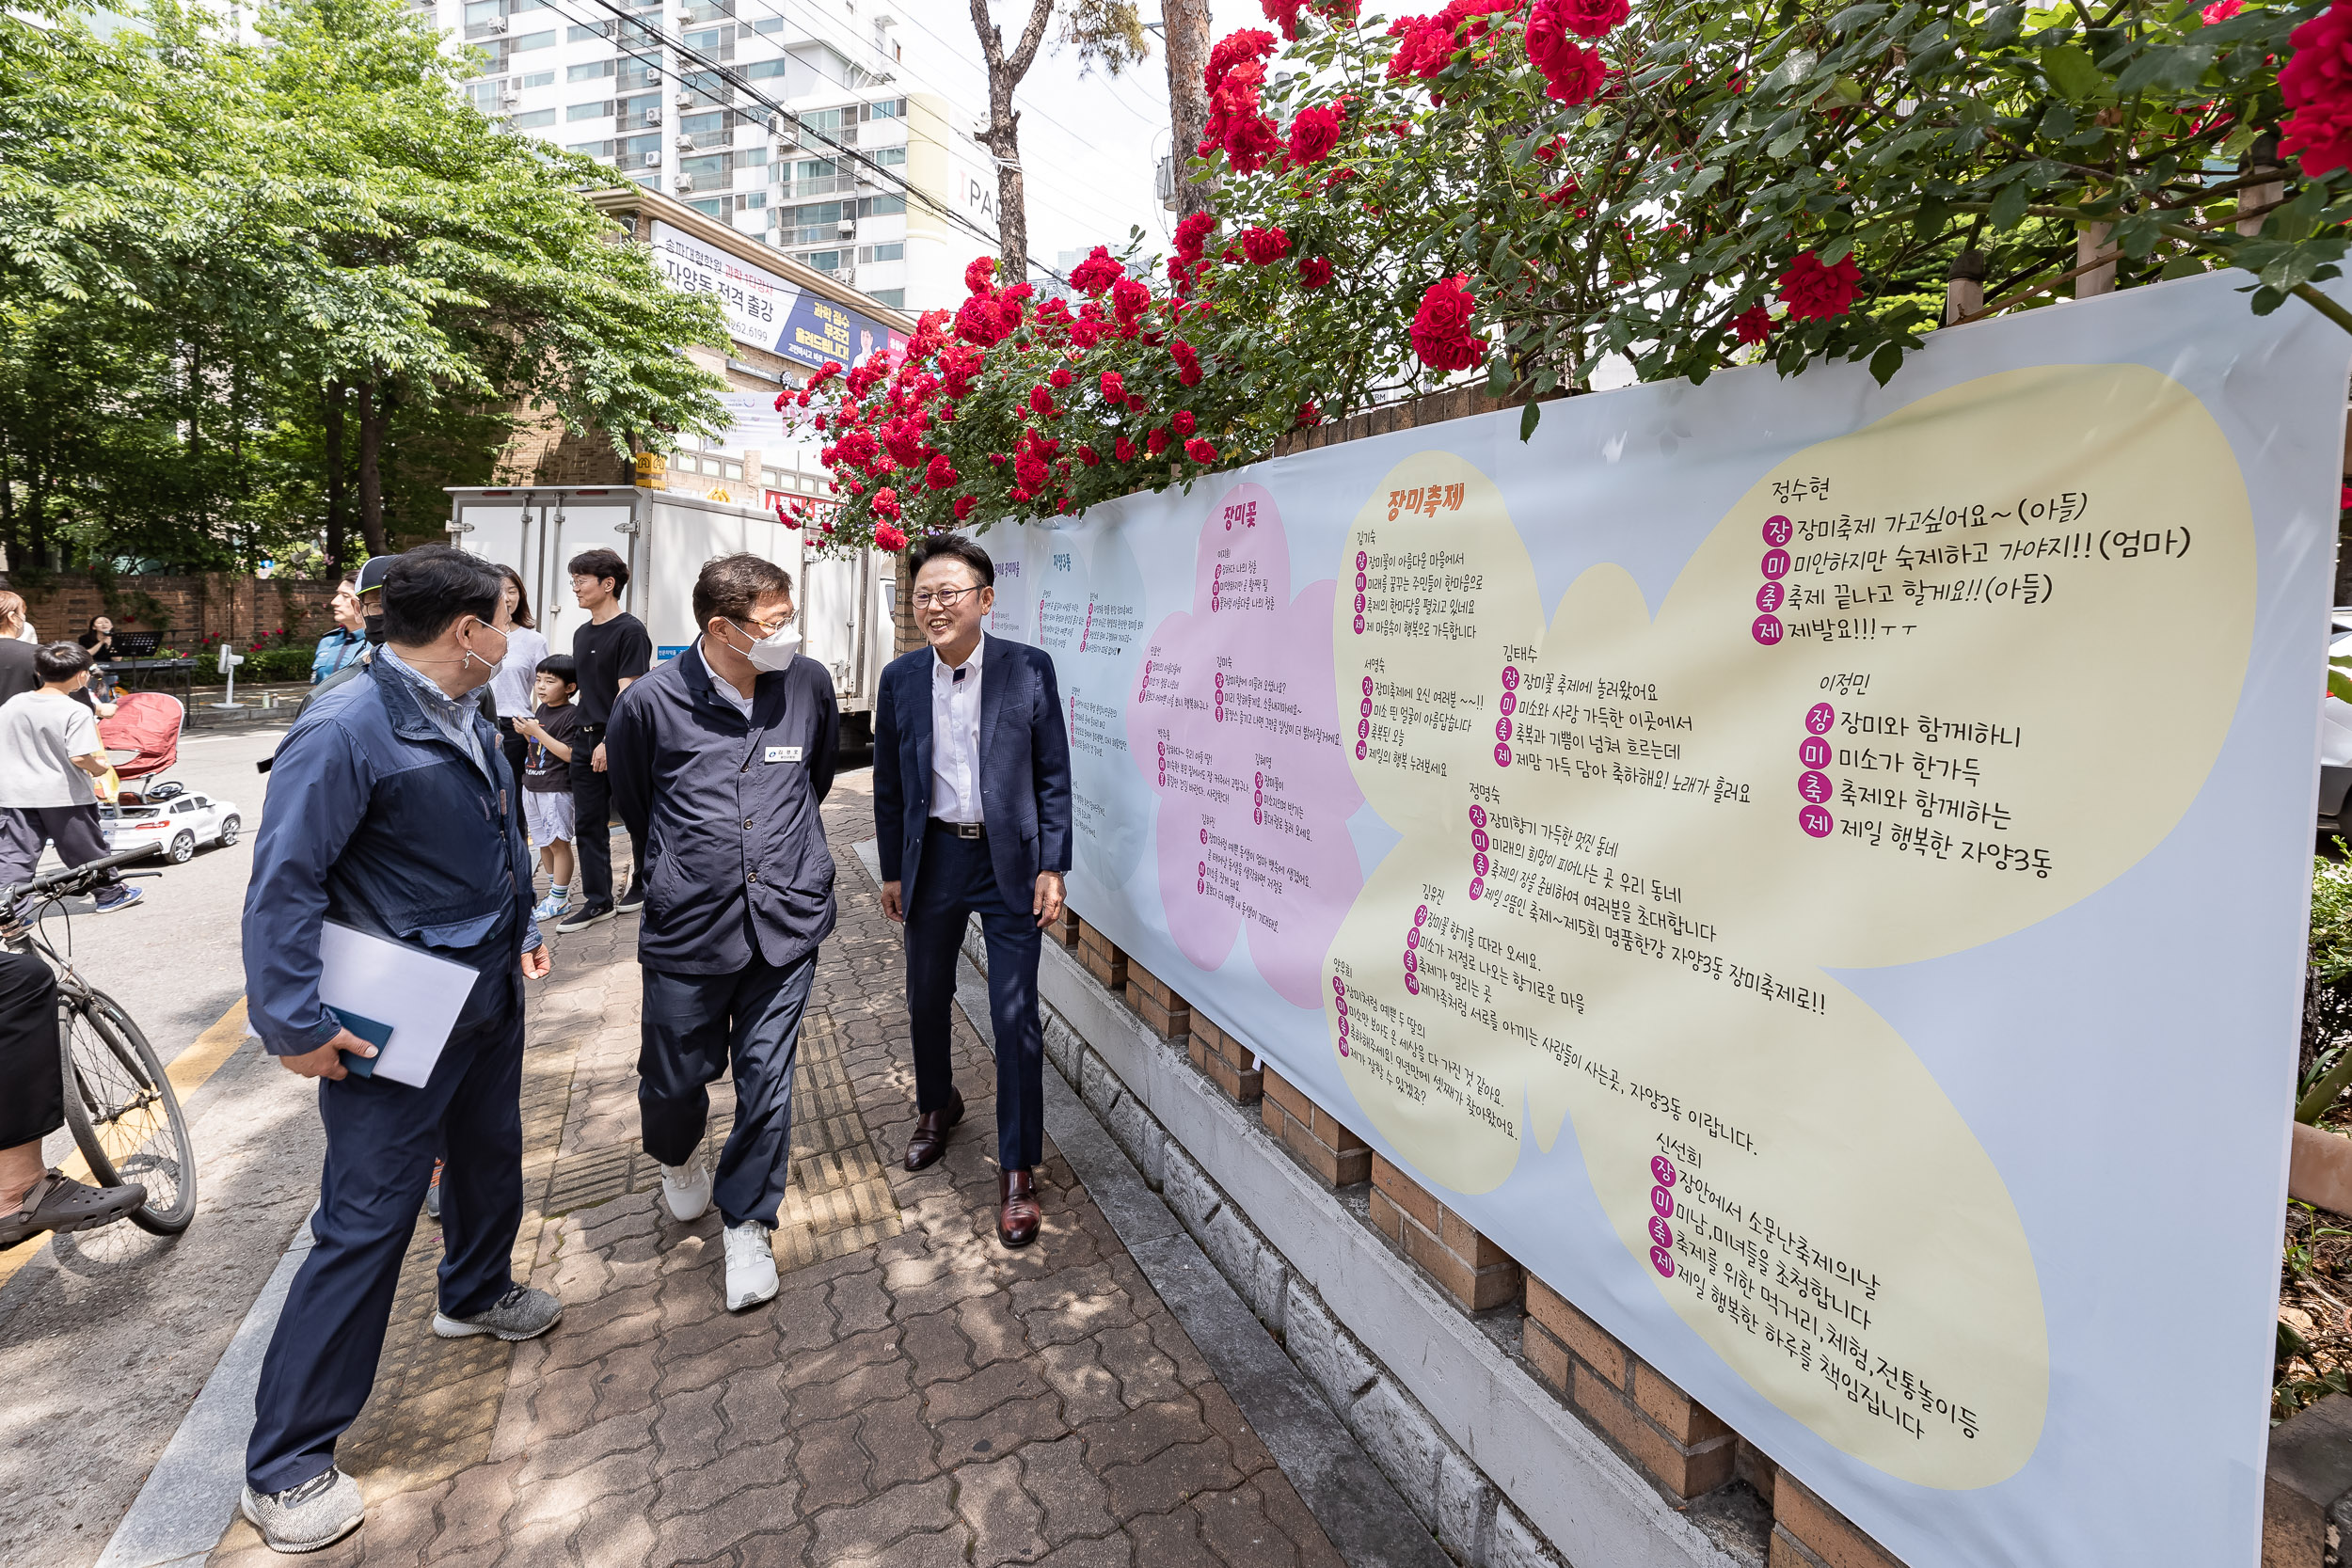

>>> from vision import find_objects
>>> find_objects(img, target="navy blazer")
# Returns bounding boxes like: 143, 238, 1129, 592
873, 634, 1072, 911
607, 642, 840, 974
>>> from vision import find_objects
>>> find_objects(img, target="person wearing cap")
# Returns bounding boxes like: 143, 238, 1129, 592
309, 581, 367, 685
237, 546, 558, 1555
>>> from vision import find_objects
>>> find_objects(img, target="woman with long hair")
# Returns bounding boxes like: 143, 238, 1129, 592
488, 566, 549, 788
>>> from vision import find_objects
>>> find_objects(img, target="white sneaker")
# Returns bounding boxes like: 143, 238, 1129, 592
659, 1148, 713, 1223
723, 1221, 778, 1311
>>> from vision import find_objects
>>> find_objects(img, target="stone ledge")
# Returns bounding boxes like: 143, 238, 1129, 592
1031, 933, 1746, 1568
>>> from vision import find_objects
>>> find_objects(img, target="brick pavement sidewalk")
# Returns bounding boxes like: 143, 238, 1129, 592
208, 771, 1345, 1568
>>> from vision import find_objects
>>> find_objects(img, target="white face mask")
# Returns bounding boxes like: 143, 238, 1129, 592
730, 618, 802, 673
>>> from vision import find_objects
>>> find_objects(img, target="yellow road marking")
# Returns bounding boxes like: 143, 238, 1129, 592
0, 995, 251, 1291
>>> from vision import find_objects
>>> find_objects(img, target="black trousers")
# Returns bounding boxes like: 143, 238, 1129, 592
637, 952, 818, 1228
0, 804, 119, 889
246, 986, 525, 1493
0, 946, 62, 1149
497, 721, 528, 800
567, 733, 640, 906
905, 827, 1045, 1171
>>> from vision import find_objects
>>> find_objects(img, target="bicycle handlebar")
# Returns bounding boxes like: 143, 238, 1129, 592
2, 844, 162, 905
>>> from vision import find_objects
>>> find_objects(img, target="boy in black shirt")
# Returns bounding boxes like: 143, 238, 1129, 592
516, 655, 582, 923
558, 547, 652, 931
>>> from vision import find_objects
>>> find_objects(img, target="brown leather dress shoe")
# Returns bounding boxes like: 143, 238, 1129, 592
997, 1168, 1041, 1248
904, 1089, 964, 1172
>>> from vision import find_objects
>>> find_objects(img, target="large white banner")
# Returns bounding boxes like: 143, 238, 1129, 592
647, 219, 903, 370
977, 272, 2350, 1565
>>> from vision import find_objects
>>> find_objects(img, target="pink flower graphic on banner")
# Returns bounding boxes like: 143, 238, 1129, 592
1129, 483, 1366, 1006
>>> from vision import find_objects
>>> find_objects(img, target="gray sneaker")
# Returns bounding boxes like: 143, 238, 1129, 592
240, 1467, 363, 1554
432, 1283, 562, 1341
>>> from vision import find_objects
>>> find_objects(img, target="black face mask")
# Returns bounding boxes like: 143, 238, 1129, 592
364, 613, 387, 647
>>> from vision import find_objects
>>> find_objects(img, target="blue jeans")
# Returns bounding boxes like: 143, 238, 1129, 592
246, 980, 524, 1493
906, 827, 1044, 1171
636, 952, 818, 1228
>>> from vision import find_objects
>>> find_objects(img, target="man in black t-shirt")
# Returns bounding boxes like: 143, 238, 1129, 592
556, 547, 652, 931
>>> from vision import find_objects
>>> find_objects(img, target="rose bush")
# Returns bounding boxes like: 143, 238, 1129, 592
796, 0, 2352, 551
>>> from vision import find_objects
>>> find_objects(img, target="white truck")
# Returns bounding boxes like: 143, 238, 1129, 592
443, 484, 895, 740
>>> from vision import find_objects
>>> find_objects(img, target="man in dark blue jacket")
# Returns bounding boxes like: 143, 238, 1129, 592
238, 546, 557, 1555
608, 553, 838, 1311
874, 535, 1071, 1249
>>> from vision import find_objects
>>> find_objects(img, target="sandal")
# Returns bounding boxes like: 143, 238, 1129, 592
0, 1169, 148, 1250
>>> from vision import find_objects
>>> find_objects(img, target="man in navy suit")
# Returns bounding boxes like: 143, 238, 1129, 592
873, 535, 1071, 1247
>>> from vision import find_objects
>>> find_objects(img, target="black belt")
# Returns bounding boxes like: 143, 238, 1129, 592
928, 817, 985, 840
576, 722, 607, 736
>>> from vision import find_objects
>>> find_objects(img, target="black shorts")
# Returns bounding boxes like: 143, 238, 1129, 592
0, 946, 62, 1148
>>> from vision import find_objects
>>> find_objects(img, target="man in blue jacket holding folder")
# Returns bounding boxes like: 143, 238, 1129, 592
238, 546, 557, 1555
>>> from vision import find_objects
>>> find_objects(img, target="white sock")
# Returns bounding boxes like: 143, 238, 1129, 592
547, 883, 567, 900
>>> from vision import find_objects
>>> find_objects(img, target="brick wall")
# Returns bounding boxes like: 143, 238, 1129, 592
5, 573, 342, 647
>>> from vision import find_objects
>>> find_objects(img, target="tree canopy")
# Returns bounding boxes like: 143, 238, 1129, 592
0, 0, 731, 577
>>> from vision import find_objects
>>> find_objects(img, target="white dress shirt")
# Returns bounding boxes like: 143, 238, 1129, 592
930, 641, 984, 823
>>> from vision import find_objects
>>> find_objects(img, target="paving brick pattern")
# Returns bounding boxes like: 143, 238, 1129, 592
211, 773, 1343, 1568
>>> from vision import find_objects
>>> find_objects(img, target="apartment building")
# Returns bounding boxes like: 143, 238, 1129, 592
430, 0, 995, 314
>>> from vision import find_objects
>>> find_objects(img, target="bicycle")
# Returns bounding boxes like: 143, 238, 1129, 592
6, 845, 197, 1235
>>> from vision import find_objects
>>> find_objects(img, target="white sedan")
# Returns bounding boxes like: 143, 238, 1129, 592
102, 789, 243, 864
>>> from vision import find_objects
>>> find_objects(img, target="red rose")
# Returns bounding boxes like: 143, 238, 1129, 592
1127, 394, 1148, 414
1242, 226, 1293, 265
1174, 211, 1217, 264
1184, 437, 1218, 464
2283, 0, 2352, 176
871, 486, 901, 519
1409, 274, 1481, 372
2202, 0, 2241, 21
1078, 445, 1102, 466
1173, 409, 1198, 436
1049, 366, 1073, 388
1206, 28, 1277, 93
1730, 305, 1773, 345
1537, 0, 1625, 40
1147, 428, 1171, 455
1069, 245, 1124, 294
1101, 371, 1126, 402
1263, 0, 1305, 40
1296, 400, 1321, 426
874, 522, 909, 551
925, 453, 959, 490
1288, 104, 1343, 165
1778, 251, 1862, 320
1028, 384, 1055, 417
1530, 33, 1605, 103
1116, 436, 1138, 462
1297, 255, 1333, 288
1179, 365, 1203, 387
963, 256, 997, 293
954, 496, 976, 520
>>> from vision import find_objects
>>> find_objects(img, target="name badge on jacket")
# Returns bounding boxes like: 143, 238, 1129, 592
765, 745, 803, 764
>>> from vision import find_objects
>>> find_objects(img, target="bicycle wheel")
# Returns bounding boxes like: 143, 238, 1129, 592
59, 987, 198, 1234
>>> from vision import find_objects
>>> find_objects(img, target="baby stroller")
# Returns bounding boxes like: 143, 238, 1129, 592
99, 692, 187, 806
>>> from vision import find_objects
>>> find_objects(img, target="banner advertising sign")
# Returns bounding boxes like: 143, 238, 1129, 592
647, 219, 903, 371
976, 273, 2349, 1566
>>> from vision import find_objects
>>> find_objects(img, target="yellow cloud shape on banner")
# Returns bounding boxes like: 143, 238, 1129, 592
1323, 364, 2255, 1487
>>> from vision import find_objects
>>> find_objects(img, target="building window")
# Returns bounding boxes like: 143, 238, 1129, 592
466, 80, 503, 111
723, 461, 743, 480
688, 197, 728, 218
565, 137, 611, 157
681, 109, 726, 136
871, 145, 905, 166
509, 107, 556, 128
567, 59, 612, 81
856, 194, 904, 217
510, 28, 554, 50
517, 70, 553, 87
855, 243, 902, 262
869, 289, 904, 308
565, 22, 606, 40
566, 101, 609, 121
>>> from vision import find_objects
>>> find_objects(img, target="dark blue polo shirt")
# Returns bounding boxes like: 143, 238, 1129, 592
606, 641, 840, 974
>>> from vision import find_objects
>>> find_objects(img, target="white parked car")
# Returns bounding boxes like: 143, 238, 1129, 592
102, 786, 242, 864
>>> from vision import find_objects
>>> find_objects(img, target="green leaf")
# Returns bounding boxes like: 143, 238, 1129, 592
1991, 177, 2032, 231
1518, 399, 1543, 441
2041, 44, 2105, 102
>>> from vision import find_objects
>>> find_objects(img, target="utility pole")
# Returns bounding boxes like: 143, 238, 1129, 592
1161, 0, 1212, 219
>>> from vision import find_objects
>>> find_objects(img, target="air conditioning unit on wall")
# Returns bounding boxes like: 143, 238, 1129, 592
643, 151, 661, 167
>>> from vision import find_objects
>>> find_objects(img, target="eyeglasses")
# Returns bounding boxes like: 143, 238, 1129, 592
912, 585, 982, 610
736, 610, 798, 636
